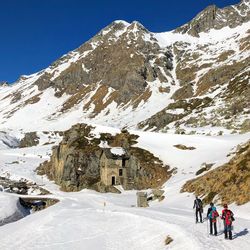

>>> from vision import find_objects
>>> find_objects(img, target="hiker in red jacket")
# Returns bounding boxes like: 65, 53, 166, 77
221, 204, 235, 240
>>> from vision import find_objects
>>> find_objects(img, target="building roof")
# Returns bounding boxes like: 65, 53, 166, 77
102, 147, 129, 160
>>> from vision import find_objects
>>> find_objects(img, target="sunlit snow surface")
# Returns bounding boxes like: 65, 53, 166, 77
0, 21, 249, 134
0, 129, 249, 250
0, 8, 250, 249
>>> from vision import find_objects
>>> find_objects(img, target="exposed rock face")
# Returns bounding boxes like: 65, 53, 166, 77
37, 124, 101, 191
19, 132, 40, 148
37, 123, 172, 192
34, 21, 173, 106
0, 2, 249, 134
138, 97, 212, 131
181, 141, 250, 205
176, 1, 250, 37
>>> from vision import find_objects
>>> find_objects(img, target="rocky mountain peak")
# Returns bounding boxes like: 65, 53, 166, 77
175, 0, 250, 37
1, 1, 249, 134
0, 81, 9, 87
32, 18, 172, 104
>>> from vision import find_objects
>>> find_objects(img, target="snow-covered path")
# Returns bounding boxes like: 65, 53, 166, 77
0, 131, 249, 249
1, 190, 250, 250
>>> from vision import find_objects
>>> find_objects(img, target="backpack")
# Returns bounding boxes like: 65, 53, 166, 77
210, 210, 219, 222
223, 210, 235, 225
196, 199, 203, 209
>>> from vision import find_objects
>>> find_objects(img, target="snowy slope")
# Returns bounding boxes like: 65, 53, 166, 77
0, 132, 19, 150
0, 193, 19, 221
0, 129, 249, 250
0, 2, 249, 249
0, 20, 249, 134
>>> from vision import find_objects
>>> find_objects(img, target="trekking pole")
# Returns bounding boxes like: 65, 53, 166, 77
206, 218, 209, 237
231, 223, 235, 238
218, 217, 221, 233
103, 201, 106, 212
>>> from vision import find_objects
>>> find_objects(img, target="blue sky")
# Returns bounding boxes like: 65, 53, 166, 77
0, 0, 240, 83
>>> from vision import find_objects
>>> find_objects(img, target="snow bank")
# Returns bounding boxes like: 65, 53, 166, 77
0, 132, 19, 150
0, 193, 19, 220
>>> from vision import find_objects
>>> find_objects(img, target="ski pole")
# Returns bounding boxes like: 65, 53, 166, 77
218, 217, 221, 233
207, 218, 209, 236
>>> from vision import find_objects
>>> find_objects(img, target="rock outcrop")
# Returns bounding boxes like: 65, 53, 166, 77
37, 123, 172, 192
176, 0, 250, 37
34, 21, 173, 106
19, 132, 40, 148
181, 141, 250, 205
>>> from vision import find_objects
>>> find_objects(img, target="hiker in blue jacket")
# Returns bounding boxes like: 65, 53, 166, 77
207, 203, 219, 235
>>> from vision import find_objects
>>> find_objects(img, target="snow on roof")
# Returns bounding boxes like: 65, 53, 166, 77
110, 147, 126, 156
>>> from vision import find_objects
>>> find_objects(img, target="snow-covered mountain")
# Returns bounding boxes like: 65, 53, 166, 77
0, 0, 249, 134
0, 1, 250, 250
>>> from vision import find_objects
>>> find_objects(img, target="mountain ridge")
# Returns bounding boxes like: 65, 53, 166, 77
0, 0, 249, 135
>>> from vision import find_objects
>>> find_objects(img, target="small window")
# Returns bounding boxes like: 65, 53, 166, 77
122, 159, 126, 167
119, 169, 123, 176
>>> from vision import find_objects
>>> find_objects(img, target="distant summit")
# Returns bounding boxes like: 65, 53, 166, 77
175, 0, 250, 37
0, 81, 9, 87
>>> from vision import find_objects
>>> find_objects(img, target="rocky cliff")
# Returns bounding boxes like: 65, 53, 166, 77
176, 0, 250, 37
37, 124, 172, 192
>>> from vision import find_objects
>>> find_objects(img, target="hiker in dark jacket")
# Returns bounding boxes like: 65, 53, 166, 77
221, 204, 235, 240
207, 203, 219, 235
193, 196, 203, 223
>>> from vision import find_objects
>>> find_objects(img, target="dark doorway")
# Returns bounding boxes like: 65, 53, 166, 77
112, 176, 116, 185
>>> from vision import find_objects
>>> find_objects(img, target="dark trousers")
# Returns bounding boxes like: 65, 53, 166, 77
224, 224, 232, 239
196, 209, 202, 222
209, 219, 217, 235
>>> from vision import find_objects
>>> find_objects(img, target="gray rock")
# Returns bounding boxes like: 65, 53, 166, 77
175, 1, 250, 37
19, 132, 39, 148
137, 192, 149, 207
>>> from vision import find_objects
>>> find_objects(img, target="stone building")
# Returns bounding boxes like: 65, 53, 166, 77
100, 147, 129, 187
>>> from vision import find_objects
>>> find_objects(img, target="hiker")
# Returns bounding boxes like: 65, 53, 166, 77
193, 196, 203, 223
207, 203, 219, 235
221, 204, 235, 240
